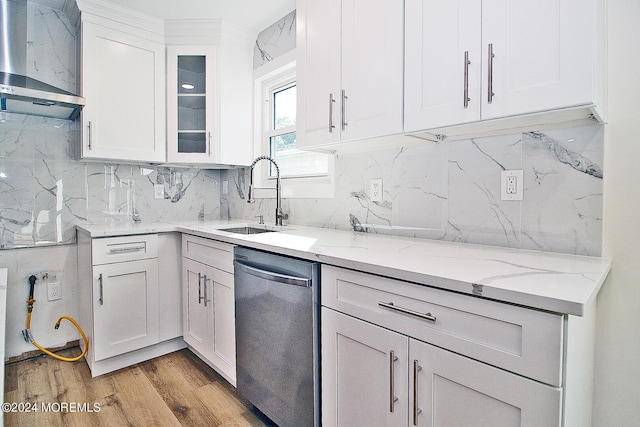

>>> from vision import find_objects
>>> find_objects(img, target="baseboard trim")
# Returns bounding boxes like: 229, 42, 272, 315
6, 340, 81, 364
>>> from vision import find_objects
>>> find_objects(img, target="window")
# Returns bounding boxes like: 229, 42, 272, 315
266, 80, 329, 179
253, 52, 334, 199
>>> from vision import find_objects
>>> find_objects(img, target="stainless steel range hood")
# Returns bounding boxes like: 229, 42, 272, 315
0, 0, 85, 120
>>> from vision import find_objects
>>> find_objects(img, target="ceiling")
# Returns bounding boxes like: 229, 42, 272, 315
32, 0, 296, 33
102, 0, 296, 33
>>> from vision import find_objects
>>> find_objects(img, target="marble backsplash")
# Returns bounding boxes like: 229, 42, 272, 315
222, 124, 604, 256
0, 113, 220, 249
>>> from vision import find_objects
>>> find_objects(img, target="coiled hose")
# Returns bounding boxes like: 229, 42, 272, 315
24, 275, 88, 362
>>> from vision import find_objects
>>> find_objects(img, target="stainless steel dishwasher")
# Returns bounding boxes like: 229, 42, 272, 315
234, 247, 320, 427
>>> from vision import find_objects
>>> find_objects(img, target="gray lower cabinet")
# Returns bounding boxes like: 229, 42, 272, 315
321, 265, 594, 426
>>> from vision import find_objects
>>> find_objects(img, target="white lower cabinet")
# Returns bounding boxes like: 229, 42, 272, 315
77, 232, 185, 377
322, 308, 408, 427
182, 235, 236, 385
92, 258, 159, 360
410, 338, 561, 427
320, 265, 592, 427
322, 309, 560, 427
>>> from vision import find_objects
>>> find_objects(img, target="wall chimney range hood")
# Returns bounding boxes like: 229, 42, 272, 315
0, 0, 85, 120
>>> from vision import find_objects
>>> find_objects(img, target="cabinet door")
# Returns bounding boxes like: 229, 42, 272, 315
296, 0, 342, 148
209, 267, 236, 383
93, 258, 159, 361
166, 45, 217, 164
322, 308, 408, 427
341, 0, 404, 142
404, 0, 481, 131
481, 0, 595, 119
81, 21, 165, 163
182, 258, 210, 357
409, 339, 562, 427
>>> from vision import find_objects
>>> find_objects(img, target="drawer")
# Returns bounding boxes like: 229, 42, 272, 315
182, 234, 234, 273
92, 234, 158, 265
321, 265, 564, 387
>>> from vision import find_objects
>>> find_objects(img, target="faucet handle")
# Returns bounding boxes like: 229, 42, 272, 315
255, 215, 264, 225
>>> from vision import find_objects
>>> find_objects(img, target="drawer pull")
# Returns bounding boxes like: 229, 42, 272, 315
108, 245, 145, 254
378, 301, 437, 323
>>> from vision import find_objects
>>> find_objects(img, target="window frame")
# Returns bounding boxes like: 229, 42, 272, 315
252, 50, 335, 200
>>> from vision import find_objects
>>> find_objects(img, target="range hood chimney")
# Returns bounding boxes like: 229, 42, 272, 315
0, 0, 85, 120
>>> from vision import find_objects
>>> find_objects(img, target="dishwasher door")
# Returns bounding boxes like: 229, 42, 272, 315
234, 247, 320, 427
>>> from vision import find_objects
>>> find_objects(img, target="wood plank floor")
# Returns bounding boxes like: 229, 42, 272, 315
3, 348, 277, 427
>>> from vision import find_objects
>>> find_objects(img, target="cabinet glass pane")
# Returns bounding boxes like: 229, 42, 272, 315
178, 96, 206, 131
178, 56, 206, 94
178, 132, 206, 153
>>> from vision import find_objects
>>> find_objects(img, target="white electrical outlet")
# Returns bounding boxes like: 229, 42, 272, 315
47, 281, 61, 301
501, 170, 524, 201
154, 184, 164, 199
222, 180, 228, 195
370, 179, 383, 202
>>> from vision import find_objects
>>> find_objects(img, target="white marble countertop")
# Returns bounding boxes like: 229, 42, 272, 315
76, 219, 611, 316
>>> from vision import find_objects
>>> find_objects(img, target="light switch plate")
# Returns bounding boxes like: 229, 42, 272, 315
501, 170, 523, 201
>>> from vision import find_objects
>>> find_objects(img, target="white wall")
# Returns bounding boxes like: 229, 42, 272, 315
593, 0, 640, 425
0, 245, 80, 359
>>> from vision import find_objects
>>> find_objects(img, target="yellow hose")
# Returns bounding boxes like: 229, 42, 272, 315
26, 302, 89, 362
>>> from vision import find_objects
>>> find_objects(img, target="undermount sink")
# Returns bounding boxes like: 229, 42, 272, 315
218, 226, 276, 235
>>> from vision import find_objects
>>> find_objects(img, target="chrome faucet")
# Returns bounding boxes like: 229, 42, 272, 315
247, 156, 288, 226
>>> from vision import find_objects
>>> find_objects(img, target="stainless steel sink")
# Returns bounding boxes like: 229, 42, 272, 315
218, 226, 276, 235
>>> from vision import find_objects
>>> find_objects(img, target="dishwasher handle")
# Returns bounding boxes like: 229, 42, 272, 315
234, 260, 312, 287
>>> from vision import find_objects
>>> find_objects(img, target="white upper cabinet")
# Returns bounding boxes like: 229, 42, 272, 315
405, 0, 604, 139
297, 0, 404, 150
165, 21, 254, 166
79, 3, 166, 163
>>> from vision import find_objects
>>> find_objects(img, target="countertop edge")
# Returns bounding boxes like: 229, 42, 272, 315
76, 221, 612, 316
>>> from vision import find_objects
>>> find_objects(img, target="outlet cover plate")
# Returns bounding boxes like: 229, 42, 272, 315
370, 179, 383, 202
154, 184, 164, 199
501, 170, 523, 201
47, 281, 61, 301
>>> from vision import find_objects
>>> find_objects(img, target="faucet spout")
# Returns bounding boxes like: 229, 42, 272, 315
248, 156, 288, 226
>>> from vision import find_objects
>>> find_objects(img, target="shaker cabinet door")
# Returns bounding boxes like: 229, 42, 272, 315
322, 308, 408, 427
481, 0, 595, 120
410, 339, 562, 427
81, 20, 165, 163
93, 258, 160, 361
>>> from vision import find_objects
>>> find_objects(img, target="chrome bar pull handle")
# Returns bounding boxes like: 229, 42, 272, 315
87, 121, 92, 150
379, 301, 437, 323
328, 93, 336, 133
341, 89, 348, 131
488, 43, 495, 104
198, 273, 204, 304
389, 350, 399, 412
203, 275, 210, 307
413, 360, 423, 425
463, 51, 471, 108
208, 131, 212, 156
98, 273, 103, 305
109, 245, 145, 254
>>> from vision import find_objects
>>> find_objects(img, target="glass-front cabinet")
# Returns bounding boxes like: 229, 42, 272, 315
167, 45, 216, 163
